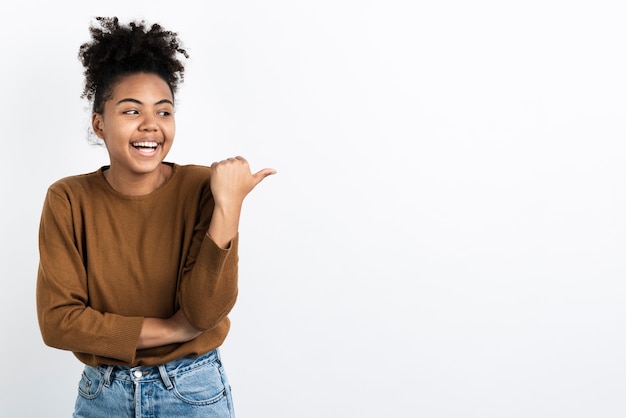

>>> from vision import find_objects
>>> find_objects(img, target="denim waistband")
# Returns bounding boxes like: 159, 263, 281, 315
92, 349, 220, 389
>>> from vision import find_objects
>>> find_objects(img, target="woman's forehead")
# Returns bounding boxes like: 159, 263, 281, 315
109, 73, 173, 102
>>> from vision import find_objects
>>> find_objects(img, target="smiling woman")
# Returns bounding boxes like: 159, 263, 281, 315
35, 16, 276, 418
92, 73, 176, 195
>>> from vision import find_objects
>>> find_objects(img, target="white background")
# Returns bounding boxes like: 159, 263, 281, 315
1, 1, 625, 417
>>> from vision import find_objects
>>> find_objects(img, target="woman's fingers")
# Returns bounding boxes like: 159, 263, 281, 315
210, 156, 276, 205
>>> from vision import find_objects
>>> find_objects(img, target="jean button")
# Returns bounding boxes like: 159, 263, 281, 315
133, 370, 142, 378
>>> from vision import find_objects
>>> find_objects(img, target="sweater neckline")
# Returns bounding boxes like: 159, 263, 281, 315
97, 162, 178, 200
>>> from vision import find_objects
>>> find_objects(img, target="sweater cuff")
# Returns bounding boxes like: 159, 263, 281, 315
196, 233, 239, 272
106, 315, 144, 363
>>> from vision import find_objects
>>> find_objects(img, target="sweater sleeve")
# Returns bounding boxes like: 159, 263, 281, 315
178, 182, 239, 331
36, 188, 144, 364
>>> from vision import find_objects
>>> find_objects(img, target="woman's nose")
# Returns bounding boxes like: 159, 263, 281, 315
139, 113, 158, 131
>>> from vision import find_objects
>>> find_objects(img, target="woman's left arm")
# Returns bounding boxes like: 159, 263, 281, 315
178, 157, 275, 331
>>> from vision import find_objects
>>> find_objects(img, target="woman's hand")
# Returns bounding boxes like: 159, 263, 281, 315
208, 156, 276, 248
168, 309, 202, 342
137, 309, 202, 350
210, 156, 276, 209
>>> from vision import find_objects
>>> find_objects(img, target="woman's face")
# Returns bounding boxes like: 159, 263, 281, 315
92, 72, 175, 180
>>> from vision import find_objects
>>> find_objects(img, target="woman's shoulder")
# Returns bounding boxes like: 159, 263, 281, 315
47, 168, 105, 196
164, 163, 212, 196
174, 163, 212, 175
171, 163, 212, 183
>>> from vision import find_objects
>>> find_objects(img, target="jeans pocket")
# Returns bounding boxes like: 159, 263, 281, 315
171, 361, 227, 406
77, 367, 105, 400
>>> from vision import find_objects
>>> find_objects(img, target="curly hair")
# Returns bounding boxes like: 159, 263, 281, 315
78, 16, 189, 114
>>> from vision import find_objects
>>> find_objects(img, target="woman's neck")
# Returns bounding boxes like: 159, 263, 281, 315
103, 163, 172, 196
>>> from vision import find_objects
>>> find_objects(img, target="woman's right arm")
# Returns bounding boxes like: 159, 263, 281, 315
36, 188, 197, 361
37, 188, 140, 363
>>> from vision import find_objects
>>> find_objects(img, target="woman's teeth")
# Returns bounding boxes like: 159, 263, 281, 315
132, 141, 158, 149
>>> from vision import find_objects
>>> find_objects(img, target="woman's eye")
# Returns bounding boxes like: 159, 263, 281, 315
124, 109, 139, 115
158, 111, 171, 117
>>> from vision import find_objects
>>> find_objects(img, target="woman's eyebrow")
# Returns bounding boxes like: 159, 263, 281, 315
115, 98, 174, 105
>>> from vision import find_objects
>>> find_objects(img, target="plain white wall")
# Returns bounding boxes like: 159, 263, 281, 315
1, 1, 625, 417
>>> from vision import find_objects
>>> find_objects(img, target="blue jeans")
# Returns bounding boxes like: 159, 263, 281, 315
73, 349, 235, 418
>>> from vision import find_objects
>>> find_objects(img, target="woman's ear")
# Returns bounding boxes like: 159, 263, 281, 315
92, 113, 105, 140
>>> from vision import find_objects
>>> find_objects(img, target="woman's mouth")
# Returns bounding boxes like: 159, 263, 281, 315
131, 141, 160, 155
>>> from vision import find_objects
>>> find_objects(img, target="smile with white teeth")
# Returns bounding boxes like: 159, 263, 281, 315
131, 141, 160, 155
132, 141, 159, 149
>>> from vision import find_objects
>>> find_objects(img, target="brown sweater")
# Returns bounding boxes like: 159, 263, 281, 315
36, 163, 239, 367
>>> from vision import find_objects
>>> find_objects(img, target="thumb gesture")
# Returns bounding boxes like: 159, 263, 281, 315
210, 156, 276, 207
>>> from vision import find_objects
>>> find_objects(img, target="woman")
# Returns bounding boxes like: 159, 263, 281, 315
36, 16, 275, 417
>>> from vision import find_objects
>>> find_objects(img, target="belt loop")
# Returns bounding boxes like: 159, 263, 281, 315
158, 364, 173, 390
103, 366, 114, 388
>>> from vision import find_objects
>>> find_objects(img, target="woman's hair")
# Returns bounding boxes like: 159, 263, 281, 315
78, 16, 189, 114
